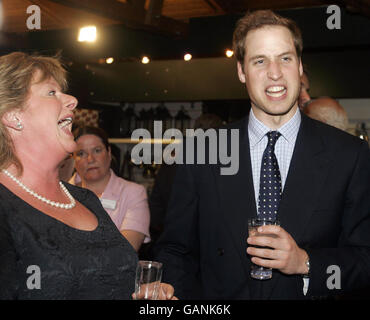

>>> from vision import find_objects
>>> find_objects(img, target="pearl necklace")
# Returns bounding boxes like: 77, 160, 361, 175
2, 169, 76, 210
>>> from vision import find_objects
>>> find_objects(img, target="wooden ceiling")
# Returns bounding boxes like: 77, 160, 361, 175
1, 0, 369, 37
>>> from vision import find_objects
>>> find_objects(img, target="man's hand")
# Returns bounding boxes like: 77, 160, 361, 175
246, 225, 309, 275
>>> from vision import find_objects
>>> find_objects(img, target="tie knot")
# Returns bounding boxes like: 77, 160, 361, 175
266, 131, 281, 148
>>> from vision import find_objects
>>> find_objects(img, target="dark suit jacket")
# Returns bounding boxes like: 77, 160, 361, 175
139, 164, 177, 260
155, 113, 370, 299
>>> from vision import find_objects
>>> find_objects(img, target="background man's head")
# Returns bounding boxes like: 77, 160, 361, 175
304, 97, 348, 131
299, 70, 311, 110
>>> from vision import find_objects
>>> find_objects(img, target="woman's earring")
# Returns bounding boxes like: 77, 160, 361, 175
16, 121, 23, 130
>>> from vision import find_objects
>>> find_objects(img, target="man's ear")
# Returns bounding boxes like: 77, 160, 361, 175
299, 59, 303, 77
1, 110, 23, 131
237, 61, 246, 84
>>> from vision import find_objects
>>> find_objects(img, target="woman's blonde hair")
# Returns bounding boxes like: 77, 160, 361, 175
0, 52, 68, 174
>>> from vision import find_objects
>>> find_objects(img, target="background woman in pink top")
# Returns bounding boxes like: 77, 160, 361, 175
70, 126, 150, 251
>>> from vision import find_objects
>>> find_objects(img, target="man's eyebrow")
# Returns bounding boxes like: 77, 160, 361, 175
278, 51, 295, 57
248, 54, 266, 62
248, 51, 296, 62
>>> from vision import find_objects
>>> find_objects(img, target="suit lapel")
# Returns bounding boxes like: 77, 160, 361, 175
212, 117, 260, 298
211, 114, 331, 299
279, 114, 330, 242
266, 114, 331, 298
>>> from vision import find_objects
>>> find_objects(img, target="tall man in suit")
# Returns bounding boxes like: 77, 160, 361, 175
155, 10, 370, 299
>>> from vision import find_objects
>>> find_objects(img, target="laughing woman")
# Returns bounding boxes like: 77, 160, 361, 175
0, 52, 175, 300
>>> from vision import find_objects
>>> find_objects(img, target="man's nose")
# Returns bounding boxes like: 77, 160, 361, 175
267, 61, 283, 80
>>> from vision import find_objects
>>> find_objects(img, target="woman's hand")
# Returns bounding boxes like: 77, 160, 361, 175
157, 283, 178, 300
132, 282, 178, 300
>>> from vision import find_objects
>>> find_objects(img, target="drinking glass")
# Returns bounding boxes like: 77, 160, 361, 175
134, 260, 163, 300
248, 217, 280, 280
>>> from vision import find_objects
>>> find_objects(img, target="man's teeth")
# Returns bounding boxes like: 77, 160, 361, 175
266, 86, 286, 97
267, 86, 285, 92
58, 117, 73, 128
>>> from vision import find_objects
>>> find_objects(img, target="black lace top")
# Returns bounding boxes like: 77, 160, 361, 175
0, 183, 138, 300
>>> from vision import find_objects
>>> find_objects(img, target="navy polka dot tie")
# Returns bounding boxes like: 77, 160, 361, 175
257, 131, 282, 221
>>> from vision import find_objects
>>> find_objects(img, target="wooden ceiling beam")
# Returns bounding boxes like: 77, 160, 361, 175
210, 0, 337, 12
48, 0, 188, 37
203, 0, 227, 14
145, 0, 164, 25
210, 0, 245, 14
130, 0, 146, 11
208, 0, 370, 19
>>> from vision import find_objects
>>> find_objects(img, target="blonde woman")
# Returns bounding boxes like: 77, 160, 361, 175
0, 52, 175, 300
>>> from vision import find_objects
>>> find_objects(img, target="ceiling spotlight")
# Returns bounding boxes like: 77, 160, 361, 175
225, 49, 234, 58
106, 57, 114, 64
184, 53, 192, 61
142, 56, 150, 64
78, 26, 97, 42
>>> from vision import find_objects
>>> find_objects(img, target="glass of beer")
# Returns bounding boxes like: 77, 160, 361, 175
248, 217, 280, 280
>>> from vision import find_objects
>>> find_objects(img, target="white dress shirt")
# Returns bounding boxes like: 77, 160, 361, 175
248, 107, 301, 206
248, 107, 309, 295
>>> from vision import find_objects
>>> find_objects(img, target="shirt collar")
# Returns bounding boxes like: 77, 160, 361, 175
248, 107, 301, 148
101, 169, 118, 199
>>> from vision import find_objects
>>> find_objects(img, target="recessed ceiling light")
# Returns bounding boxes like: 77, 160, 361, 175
225, 49, 234, 58
78, 26, 97, 42
142, 56, 150, 64
184, 53, 192, 61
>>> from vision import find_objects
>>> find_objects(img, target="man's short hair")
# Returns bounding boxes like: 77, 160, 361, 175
233, 10, 303, 66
